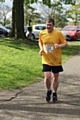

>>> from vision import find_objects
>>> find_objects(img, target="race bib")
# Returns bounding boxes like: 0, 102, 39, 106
44, 45, 54, 52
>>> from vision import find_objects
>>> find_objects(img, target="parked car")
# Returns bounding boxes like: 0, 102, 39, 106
0, 25, 10, 37
61, 25, 80, 40
61, 31, 70, 41
26, 24, 70, 40
26, 24, 46, 40
5, 25, 27, 34
56, 27, 70, 40
4, 25, 12, 30
24, 26, 28, 35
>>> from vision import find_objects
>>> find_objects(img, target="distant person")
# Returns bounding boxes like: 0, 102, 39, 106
39, 18, 68, 103
28, 19, 33, 32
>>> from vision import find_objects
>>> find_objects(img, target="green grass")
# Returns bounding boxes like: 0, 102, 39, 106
62, 41, 80, 63
0, 38, 80, 90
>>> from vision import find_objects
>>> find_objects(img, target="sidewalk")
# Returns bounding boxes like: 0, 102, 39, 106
0, 51, 80, 120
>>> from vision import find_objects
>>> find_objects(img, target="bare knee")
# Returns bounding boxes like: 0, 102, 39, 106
52, 73, 59, 82
44, 72, 51, 82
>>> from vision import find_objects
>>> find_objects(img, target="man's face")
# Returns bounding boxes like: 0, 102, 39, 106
46, 21, 54, 33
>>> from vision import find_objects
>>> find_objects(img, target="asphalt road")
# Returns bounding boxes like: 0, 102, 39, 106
0, 41, 80, 120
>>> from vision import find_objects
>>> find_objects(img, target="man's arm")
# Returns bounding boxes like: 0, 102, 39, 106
54, 42, 68, 49
39, 41, 44, 56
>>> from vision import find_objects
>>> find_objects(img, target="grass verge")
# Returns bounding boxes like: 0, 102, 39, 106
0, 38, 80, 90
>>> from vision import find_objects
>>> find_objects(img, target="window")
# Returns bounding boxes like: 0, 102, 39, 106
35, 26, 41, 30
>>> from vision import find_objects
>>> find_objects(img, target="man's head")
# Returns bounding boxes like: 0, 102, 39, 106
46, 18, 55, 33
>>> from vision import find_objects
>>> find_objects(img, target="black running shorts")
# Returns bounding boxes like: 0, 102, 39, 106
42, 64, 63, 73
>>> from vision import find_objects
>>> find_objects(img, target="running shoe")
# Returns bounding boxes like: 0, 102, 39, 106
52, 92, 58, 102
46, 90, 52, 102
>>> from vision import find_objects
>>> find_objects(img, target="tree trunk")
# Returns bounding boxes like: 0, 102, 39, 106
14, 0, 25, 39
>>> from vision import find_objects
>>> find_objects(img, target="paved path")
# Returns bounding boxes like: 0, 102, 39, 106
0, 51, 80, 120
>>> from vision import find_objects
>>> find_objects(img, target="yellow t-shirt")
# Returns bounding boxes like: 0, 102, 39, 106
39, 28, 67, 66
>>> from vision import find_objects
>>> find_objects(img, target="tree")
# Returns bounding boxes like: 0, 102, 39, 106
13, 0, 77, 39
0, 0, 76, 39
60, 0, 75, 5
37, 1, 69, 27
0, 3, 11, 25
10, 0, 15, 37
65, 1, 80, 25
24, 4, 42, 25
12, 0, 24, 39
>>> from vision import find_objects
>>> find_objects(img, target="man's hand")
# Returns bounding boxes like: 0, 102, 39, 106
54, 42, 68, 49
39, 50, 44, 56
54, 44, 60, 49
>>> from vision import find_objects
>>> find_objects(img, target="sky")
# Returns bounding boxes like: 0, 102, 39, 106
4, 0, 70, 10
3, 0, 12, 19
3, 0, 72, 21
4, 0, 12, 7
4, 0, 39, 9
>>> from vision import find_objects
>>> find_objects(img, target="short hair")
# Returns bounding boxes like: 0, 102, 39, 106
29, 20, 32, 22
46, 18, 55, 25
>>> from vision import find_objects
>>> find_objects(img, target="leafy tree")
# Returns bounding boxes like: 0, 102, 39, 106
0, 0, 76, 39
37, 1, 68, 27
24, 4, 42, 25
49, 2, 68, 27
65, 1, 80, 25
60, 0, 75, 5
10, 0, 15, 37
0, 3, 11, 25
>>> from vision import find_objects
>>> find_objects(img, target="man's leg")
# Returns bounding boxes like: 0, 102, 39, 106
44, 72, 52, 102
52, 73, 59, 102
44, 72, 52, 90
52, 73, 59, 93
